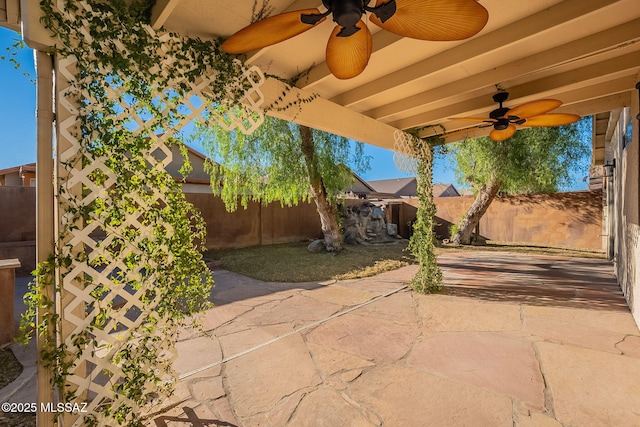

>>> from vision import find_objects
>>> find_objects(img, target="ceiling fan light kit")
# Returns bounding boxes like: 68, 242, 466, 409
222, 0, 489, 79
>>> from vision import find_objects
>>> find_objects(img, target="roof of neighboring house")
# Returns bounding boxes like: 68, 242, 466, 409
432, 183, 461, 197
369, 177, 416, 196
184, 145, 208, 161
0, 163, 36, 175
346, 172, 376, 195
368, 178, 460, 198
165, 144, 215, 183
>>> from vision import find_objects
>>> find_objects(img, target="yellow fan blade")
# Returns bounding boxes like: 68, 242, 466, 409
222, 9, 325, 54
449, 117, 497, 123
326, 21, 372, 80
489, 125, 517, 141
505, 99, 562, 119
522, 113, 581, 127
370, 0, 488, 41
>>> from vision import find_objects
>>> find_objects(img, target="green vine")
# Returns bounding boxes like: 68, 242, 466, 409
408, 137, 443, 293
19, 0, 257, 425
0, 36, 35, 82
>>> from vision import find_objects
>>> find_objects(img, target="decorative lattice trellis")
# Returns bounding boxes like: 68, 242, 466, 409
393, 130, 431, 173
49, 3, 266, 424
394, 132, 442, 293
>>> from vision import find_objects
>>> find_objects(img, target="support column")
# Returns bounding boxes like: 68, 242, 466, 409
35, 49, 55, 427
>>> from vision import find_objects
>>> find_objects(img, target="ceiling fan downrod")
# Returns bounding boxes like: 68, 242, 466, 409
490, 91, 511, 129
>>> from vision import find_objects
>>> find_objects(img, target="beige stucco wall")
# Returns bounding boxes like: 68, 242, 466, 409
610, 102, 640, 328
432, 191, 604, 250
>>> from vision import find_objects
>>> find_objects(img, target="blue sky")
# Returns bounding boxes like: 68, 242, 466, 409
0, 27, 36, 169
0, 28, 454, 182
1, 27, 588, 190
0, 27, 456, 186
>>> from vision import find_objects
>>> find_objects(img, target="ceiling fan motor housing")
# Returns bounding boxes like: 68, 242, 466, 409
489, 107, 510, 120
327, 0, 364, 29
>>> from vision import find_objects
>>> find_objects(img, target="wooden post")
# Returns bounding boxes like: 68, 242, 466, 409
53, 53, 88, 427
35, 49, 55, 427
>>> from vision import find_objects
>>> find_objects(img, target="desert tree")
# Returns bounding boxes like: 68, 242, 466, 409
196, 116, 370, 252
444, 119, 590, 245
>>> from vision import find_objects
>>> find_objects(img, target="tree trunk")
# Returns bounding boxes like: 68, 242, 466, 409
452, 178, 502, 245
298, 125, 343, 253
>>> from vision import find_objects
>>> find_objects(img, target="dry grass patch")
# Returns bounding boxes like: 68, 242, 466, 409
205, 241, 414, 282
205, 240, 605, 283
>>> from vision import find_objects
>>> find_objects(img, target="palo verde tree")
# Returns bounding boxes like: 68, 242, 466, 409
196, 115, 370, 252
445, 118, 590, 245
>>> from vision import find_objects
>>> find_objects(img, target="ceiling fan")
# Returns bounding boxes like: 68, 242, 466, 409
221, 0, 489, 79
450, 91, 581, 141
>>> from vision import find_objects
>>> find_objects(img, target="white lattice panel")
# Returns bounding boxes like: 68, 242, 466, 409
393, 130, 419, 173
51, 2, 266, 424
56, 64, 179, 421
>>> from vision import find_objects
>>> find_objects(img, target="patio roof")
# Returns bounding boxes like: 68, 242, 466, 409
12, 0, 640, 151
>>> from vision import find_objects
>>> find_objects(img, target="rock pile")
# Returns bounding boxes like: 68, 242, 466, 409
342, 202, 400, 245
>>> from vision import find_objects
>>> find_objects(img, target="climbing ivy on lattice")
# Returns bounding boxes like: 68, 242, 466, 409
21, 1, 267, 425
393, 131, 443, 293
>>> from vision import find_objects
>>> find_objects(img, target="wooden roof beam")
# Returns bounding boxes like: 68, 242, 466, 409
421, 84, 635, 142
0, 0, 20, 31
366, 19, 640, 121
260, 77, 400, 150
325, 0, 622, 108
150, 0, 182, 30
399, 52, 640, 130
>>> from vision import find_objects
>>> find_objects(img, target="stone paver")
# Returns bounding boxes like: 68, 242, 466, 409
286, 388, 373, 427
224, 333, 321, 419
523, 314, 628, 354
416, 294, 522, 332
537, 341, 640, 427
306, 311, 420, 363
349, 365, 514, 427
407, 332, 545, 409
354, 291, 418, 324
617, 335, 640, 357
4, 252, 640, 427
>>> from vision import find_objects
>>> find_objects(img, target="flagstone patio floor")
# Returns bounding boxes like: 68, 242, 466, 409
3, 251, 640, 426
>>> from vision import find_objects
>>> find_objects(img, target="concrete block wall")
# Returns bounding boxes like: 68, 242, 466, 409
0, 186, 35, 275
431, 191, 604, 250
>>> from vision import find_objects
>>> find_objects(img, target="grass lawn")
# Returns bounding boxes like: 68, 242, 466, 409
205, 240, 415, 282
205, 240, 605, 283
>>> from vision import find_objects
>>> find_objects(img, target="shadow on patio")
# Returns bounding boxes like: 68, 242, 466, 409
159, 250, 640, 427
438, 251, 628, 311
